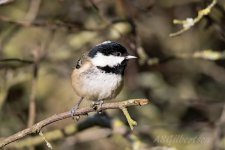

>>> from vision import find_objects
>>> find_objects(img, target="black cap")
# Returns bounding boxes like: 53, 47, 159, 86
88, 41, 128, 58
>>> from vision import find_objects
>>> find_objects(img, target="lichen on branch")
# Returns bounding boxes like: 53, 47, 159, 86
169, 0, 217, 37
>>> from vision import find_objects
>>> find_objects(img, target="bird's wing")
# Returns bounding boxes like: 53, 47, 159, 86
75, 53, 90, 69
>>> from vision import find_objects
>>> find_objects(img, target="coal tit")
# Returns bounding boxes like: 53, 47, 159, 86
71, 41, 136, 115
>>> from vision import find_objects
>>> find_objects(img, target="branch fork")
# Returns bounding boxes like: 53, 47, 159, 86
0, 98, 149, 148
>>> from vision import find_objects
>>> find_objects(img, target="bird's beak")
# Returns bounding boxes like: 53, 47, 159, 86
125, 55, 137, 60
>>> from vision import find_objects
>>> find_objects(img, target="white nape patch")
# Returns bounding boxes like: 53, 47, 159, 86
96, 41, 112, 46
91, 52, 125, 67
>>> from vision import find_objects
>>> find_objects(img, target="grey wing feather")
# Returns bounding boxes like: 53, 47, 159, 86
75, 53, 88, 69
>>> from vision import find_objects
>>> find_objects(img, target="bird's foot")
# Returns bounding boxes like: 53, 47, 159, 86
70, 106, 80, 121
92, 100, 104, 113
70, 97, 84, 121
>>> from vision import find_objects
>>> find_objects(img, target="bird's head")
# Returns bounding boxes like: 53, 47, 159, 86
88, 41, 137, 74
88, 41, 136, 75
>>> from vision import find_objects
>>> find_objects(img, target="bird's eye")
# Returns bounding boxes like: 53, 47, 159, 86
114, 52, 122, 56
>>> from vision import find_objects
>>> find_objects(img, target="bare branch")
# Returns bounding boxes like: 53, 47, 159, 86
169, 0, 217, 37
7, 115, 147, 149
24, 0, 42, 25
0, 98, 149, 148
0, 58, 34, 69
210, 103, 225, 150
27, 48, 41, 128
0, 58, 33, 64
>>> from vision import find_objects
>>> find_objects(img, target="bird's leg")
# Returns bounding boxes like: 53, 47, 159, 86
98, 100, 104, 113
92, 100, 104, 113
70, 97, 84, 120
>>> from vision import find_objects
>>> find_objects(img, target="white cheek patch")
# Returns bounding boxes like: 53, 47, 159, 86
91, 53, 125, 67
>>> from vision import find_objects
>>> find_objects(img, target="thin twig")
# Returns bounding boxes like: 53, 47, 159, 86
24, 0, 42, 25
27, 48, 42, 150
39, 131, 53, 149
0, 58, 34, 69
27, 63, 38, 127
120, 107, 137, 130
169, 0, 217, 37
0, 98, 149, 148
6, 124, 77, 149
0, 15, 101, 32
27, 49, 40, 128
210, 103, 225, 150
0, 58, 33, 64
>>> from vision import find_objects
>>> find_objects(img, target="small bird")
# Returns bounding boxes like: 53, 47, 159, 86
71, 41, 136, 115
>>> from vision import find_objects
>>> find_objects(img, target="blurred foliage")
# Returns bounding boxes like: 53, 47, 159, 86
0, 0, 225, 150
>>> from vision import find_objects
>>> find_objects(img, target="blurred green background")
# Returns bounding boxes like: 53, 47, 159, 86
0, 0, 225, 150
